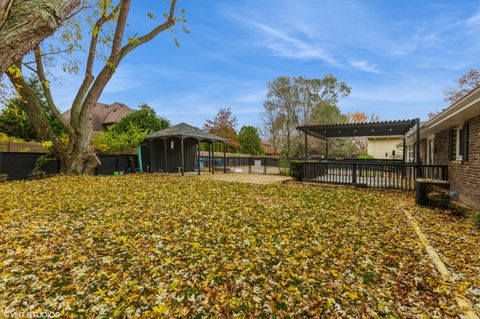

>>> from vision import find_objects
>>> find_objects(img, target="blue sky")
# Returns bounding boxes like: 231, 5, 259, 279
50, 0, 480, 130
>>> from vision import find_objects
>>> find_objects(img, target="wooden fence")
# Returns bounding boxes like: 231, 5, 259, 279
0, 142, 47, 153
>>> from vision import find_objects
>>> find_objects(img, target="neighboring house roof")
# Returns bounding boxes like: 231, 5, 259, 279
62, 102, 134, 131
145, 122, 226, 142
261, 140, 277, 155
405, 86, 480, 143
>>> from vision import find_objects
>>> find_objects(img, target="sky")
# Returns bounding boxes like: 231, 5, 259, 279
49, 0, 480, 130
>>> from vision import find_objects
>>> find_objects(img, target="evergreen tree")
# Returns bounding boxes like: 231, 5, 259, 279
238, 126, 263, 155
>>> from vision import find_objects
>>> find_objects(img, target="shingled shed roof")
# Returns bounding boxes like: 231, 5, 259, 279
145, 122, 226, 142
297, 119, 417, 139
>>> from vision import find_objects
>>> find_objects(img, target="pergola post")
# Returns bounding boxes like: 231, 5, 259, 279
163, 139, 167, 173
223, 142, 226, 173
211, 142, 214, 175
304, 131, 308, 160
207, 143, 211, 172
415, 118, 421, 163
180, 137, 185, 176
149, 140, 155, 172
415, 118, 421, 178
197, 140, 201, 175
325, 138, 329, 159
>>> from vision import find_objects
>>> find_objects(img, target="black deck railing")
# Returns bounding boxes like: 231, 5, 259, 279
303, 161, 448, 190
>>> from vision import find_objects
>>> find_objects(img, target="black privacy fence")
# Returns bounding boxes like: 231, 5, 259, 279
0, 152, 290, 180
0, 152, 138, 180
303, 161, 448, 190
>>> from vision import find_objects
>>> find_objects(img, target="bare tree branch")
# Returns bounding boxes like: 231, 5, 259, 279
34, 46, 74, 136
64, 4, 96, 20
70, 3, 121, 128
21, 62, 37, 73
5, 61, 63, 152
120, 0, 177, 59
0, 0, 13, 29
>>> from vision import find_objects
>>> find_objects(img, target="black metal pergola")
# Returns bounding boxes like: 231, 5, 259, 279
144, 122, 226, 176
297, 119, 421, 163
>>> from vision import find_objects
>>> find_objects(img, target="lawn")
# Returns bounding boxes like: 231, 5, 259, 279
0, 175, 479, 318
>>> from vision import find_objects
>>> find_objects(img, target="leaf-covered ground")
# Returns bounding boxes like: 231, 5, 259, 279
0, 175, 478, 318
412, 205, 480, 314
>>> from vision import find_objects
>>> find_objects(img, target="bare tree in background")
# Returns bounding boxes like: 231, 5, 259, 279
262, 107, 285, 155
263, 75, 350, 156
344, 112, 379, 156
264, 77, 301, 156
444, 69, 480, 104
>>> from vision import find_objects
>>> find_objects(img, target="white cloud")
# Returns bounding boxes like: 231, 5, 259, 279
465, 11, 480, 26
348, 80, 444, 104
226, 89, 266, 104
250, 22, 341, 66
349, 60, 380, 74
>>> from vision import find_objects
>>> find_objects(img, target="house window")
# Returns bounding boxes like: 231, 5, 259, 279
455, 124, 469, 161
406, 145, 415, 162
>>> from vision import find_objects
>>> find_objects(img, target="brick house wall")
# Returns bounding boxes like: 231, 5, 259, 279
427, 115, 480, 208
432, 129, 450, 165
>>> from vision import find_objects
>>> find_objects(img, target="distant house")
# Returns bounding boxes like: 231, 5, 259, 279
261, 141, 277, 156
405, 86, 480, 207
367, 136, 403, 159
62, 102, 134, 132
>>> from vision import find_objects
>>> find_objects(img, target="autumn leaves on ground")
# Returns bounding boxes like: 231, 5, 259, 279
1, 175, 479, 318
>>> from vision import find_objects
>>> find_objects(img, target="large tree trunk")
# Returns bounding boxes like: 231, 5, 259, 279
0, 0, 79, 74
60, 113, 99, 175
60, 151, 99, 175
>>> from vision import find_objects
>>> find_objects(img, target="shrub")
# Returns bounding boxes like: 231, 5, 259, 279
475, 212, 480, 230
427, 190, 450, 209
426, 189, 469, 216
278, 156, 290, 176
289, 160, 305, 181
92, 125, 148, 153
449, 201, 469, 217
357, 154, 375, 160
29, 154, 55, 180
0, 132, 26, 143
33, 154, 54, 173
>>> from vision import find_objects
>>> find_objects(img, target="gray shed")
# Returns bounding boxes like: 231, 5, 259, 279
141, 123, 226, 175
